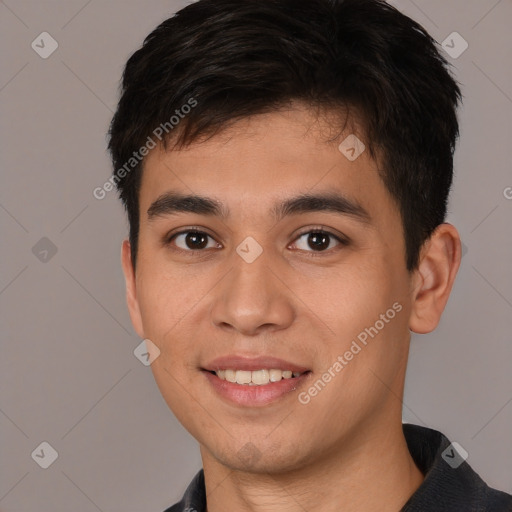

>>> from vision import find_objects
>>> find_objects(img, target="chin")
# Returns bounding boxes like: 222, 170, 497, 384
209, 440, 309, 475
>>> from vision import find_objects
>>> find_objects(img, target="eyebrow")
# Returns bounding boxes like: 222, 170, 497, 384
147, 191, 371, 224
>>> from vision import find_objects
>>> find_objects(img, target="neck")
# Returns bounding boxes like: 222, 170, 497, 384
201, 420, 424, 512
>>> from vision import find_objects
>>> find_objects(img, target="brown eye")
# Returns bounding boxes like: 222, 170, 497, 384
292, 230, 347, 253
170, 231, 217, 250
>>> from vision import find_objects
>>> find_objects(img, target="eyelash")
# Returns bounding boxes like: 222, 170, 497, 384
164, 226, 349, 257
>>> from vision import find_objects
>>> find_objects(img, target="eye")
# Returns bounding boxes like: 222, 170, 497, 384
291, 229, 348, 253
168, 230, 220, 251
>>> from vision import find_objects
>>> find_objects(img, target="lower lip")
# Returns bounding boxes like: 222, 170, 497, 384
202, 370, 311, 407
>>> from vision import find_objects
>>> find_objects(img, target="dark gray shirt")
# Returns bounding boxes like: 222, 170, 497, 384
164, 424, 512, 511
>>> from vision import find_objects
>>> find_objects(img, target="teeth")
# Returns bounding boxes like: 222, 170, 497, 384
269, 369, 282, 382
214, 368, 302, 385
251, 369, 269, 385
225, 369, 237, 383
235, 370, 252, 384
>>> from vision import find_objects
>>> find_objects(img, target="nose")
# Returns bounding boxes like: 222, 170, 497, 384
210, 249, 295, 336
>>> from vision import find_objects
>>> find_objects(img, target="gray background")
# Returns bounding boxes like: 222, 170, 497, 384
1, 0, 511, 510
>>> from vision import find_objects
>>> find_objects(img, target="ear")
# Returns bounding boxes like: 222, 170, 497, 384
409, 223, 461, 334
121, 239, 145, 338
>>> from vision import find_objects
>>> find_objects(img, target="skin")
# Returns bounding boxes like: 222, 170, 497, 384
121, 105, 461, 511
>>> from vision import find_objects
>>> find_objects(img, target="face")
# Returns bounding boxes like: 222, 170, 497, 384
123, 106, 418, 474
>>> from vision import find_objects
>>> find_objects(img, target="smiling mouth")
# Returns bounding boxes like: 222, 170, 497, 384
205, 369, 310, 386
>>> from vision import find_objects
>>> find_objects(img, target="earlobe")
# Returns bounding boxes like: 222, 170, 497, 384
409, 224, 461, 334
121, 239, 145, 338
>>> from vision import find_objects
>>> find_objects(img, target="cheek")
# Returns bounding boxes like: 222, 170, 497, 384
135, 262, 216, 374
295, 257, 408, 379
136, 267, 189, 352
296, 260, 393, 333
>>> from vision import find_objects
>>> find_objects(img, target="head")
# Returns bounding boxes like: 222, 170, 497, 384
108, 0, 462, 474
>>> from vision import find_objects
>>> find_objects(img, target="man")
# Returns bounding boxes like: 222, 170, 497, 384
107, 0, 512, 510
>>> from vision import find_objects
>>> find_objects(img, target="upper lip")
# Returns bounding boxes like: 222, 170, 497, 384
203, 355, 310, 373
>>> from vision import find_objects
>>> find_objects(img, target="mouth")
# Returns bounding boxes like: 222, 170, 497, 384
201, 356, 312, 406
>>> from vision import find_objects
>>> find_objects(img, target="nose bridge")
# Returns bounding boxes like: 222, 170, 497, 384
231, 251, 274, 305
210, 244, 295, 334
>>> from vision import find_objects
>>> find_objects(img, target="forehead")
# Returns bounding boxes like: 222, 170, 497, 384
138, 107, 396, 223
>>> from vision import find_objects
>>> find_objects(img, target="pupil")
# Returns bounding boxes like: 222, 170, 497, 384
186, 232, 208, 249
308, 232, 329, 251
